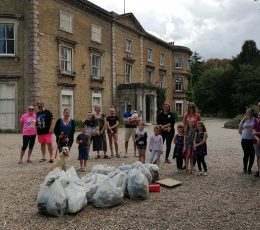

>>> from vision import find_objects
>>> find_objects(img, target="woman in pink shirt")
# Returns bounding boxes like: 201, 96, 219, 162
18, 105, 37, 164
183, 102, 201, 133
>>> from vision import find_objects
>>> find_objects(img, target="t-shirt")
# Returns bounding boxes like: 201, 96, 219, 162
135, 129, 148, 146
253, 121, 260, 144
107, 115, 119, 131
149, 135, 163, 151
76, 133, 89, 150
20, 113, 37, 136
184, 113, 201, 124
36, 109, 54, 135
239, 118, 256, 139
83, 119, 94, 136
124, 111, 137, 128
156, 112, 175, 133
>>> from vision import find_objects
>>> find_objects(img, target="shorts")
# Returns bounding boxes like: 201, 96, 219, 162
254, 144, 260, 157
78, 149, 89, 160
38, 133, 53, 144
125, 128, 136, 142
137, 144, 146, 150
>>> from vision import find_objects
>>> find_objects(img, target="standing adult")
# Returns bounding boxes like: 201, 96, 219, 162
18, 105, 37, 164
54, 108, 75, 153
252, 113, 260, 177
123, 104, 140, 158
238, 108, 256, 174
92, 105, 108, 159
156, 102, 176, 163
183, 102, 201, 132
36, 101, 54, 163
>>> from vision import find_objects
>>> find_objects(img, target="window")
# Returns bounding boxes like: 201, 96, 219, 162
175, 100, 183, 116
60, 46, 73, 74
0, 83, 16, 129
125, 63, 132, 84
91, 54, 101, 79
147, 48, 153, 62
160, 53, 164, 66
125, 39, 132, 53
61, 88, 74, 118
175, 76, 183, 91
60, 11, 73, 33
0, 23, 15, 56
147, 69, 153, 85
159, 72, 165, 88
175, 58, 183, 68
92, 90, 102, 112
91, 24, 102, 43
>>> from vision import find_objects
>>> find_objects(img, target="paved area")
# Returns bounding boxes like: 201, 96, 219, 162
0, 118, 259, 230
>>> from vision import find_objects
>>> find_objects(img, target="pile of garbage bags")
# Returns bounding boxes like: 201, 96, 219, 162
36, 162, 159, 217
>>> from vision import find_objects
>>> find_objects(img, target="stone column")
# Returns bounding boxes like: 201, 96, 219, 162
111, 23, 117, 106
142, 93, 146, 123
28, 0, 40, 105
154, 94, 157, 124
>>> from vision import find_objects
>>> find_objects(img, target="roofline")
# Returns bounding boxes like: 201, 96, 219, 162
172, 45, 193, 55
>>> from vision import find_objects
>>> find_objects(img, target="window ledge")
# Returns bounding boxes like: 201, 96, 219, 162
58, 70, 76, 79
91, 76, 104, 82
0, 55, 19, 61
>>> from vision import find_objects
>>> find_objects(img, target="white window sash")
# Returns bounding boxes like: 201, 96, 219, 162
60, 11, 73, 32
60, 46, 73, 74
0, 22, 16, 56
91, 25, 102, 43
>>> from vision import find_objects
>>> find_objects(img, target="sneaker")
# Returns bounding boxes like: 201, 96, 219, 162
247, 170, 252, 175
203, 172, 208, 176
82, 167, 87, 172
197, 172, 202, 176
48, 159, 54, 163
254, 171, 259, 177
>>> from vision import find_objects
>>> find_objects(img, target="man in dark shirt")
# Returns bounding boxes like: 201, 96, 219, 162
36, 102, 54, 163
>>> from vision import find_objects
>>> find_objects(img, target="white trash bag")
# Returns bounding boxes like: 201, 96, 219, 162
144, 163, 159, 182
92, 179, 124, 208
131, 162, 152, 184
37, 178, 67, 217
92, 164, 116, 175
127, 168, 149, 200
65, 181, 88, 214
109, 170, 128, 195
118, 164, 132, 172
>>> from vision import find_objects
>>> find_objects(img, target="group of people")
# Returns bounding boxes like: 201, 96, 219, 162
239, 102, 260, 178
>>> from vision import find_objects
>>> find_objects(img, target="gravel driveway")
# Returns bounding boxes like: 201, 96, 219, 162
0, 118, 259, 230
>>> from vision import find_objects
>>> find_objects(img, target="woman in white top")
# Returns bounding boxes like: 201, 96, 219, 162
238, 108, 256, 174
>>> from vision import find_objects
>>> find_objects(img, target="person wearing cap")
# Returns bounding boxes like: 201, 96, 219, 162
156, 102, 176, 163
123, 103, 140, 158
36, 102, 54, 163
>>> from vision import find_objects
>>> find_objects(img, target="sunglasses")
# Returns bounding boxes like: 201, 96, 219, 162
28, 109, 34, 111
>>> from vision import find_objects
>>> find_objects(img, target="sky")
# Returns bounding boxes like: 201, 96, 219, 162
88, 0, 260, 60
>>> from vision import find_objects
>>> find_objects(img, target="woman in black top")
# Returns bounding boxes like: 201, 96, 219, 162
156, 102, 176, 163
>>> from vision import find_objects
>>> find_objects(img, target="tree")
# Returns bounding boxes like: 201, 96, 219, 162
190, 52, 205, 86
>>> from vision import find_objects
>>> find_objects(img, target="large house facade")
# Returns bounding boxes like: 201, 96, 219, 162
0, 0, 192, 131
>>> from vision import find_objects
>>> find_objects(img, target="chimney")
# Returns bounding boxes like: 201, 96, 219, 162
169, 41, 174, 46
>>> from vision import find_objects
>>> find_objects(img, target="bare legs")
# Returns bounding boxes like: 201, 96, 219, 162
108, 133, 119, 157
40, 143, 53, 161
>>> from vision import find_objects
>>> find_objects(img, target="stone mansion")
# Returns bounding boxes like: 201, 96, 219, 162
0, 0, 192, 131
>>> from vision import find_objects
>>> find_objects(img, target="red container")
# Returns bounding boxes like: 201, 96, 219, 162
149, 184, 160, 192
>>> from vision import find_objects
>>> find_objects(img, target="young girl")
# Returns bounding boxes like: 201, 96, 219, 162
106, 106, 120, 157
194, 121, 208, 176
184, 119, 196, 174
149, 125, 163, 166
173, 124, 185, 173
135, 122, 148, 163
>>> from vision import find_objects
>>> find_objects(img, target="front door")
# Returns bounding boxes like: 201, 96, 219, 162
145, 95, 150, 122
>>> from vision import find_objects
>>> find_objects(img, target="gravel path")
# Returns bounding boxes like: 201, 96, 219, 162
0, 118, 259, 230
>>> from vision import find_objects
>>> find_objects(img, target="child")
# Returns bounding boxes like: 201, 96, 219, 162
194, 121, 208, 176
106, 106, 120, 157
173, 124, 185, 173
83, 112, 94, 137
184, 119, 196, 174
135, 122, 148, 163
149, 125, 163, 166
76, 125, 90, 172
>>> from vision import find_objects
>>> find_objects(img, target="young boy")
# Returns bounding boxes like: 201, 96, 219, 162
76, 125, 90, 172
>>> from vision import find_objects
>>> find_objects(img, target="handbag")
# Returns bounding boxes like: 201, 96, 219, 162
91, 126, 100, 136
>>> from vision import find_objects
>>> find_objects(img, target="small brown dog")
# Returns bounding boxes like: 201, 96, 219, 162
51, 146, 70, 171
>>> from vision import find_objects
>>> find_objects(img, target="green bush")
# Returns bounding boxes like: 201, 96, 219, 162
74, 120, 84, 131
224, 114, 244, 129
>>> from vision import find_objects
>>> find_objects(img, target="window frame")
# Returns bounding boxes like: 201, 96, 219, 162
147, 48, 153, 62
59, 45, 73, 75
175, 57, 183, 69
125, 62, 133, 84
91, 53, 102, 79
175, 76, 183, 91
125, 38, 133, 53
60, 88, 74, 119
59, 10, 73, 33
160, 53, 165, 66
159, 71, 165, 89
91, 90, 102, 112
0, 20, 17, 57
147, 68, 154, 85
175, 100, 183, 116
91, 24, 102, 43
